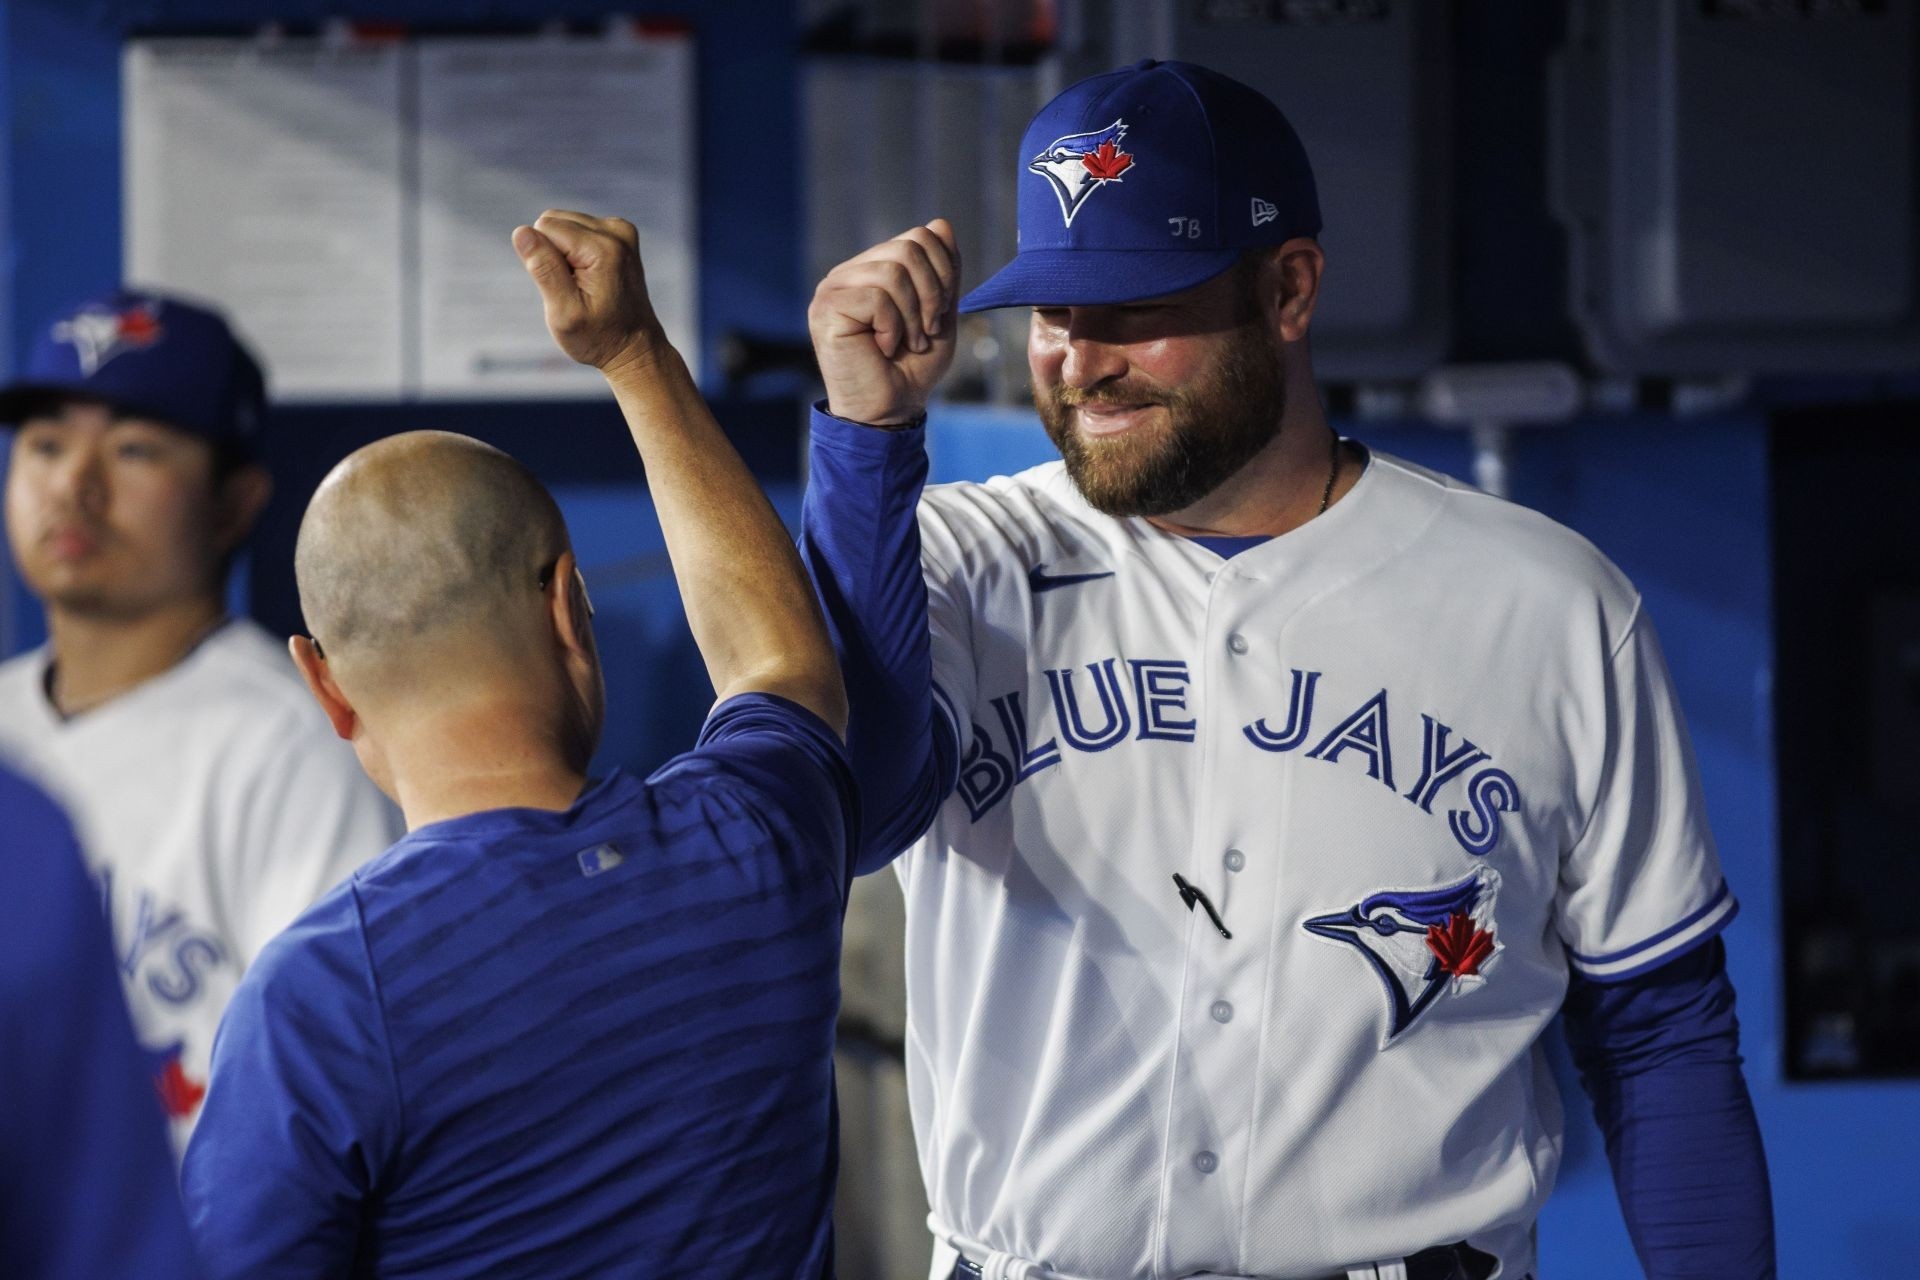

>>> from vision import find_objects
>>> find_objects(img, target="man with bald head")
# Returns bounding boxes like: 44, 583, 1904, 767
287, 430, 606, 811
181, 212, 855, 1280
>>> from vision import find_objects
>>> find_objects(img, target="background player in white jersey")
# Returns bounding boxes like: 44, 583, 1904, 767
0, 291, 401, 1150
801, 60, 1773, 1279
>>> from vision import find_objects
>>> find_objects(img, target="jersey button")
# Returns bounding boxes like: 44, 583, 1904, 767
1193, 1150, 1219, 1174
1227, 632, 1249, 655
1223, 848, 1246, 872
1210, 1000, 1234, 1024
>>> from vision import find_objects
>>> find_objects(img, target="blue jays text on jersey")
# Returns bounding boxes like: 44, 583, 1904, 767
98, 867, 229, 1009
96, 867, 226, 1118
951, 654, 1522, 858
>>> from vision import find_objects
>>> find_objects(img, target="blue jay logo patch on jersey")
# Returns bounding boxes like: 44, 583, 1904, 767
1030, 119, 1135, 226
1304, 869, 1502, 1047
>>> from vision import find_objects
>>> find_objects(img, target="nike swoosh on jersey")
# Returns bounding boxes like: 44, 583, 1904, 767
1027, 566, 1116, 593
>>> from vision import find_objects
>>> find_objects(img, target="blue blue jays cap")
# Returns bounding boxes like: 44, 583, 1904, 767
0, 290, 266, 447
959, 59, 1321, 313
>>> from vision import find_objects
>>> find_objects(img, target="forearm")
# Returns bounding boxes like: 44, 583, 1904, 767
514, 211, 846, 734
1587, 1058, 1774, 1278
801, 407, 952, 870
1564, 940, 1776, 1278
603, 345, 846, 735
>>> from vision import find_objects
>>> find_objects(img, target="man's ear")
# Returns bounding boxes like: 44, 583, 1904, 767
215, 463, 274, 555
545, 548, 596, 664
289, 634, 359, 741
1260, 238, 1324, 346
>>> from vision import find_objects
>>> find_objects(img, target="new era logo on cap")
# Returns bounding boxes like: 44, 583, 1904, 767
1252, 197, 1279, 227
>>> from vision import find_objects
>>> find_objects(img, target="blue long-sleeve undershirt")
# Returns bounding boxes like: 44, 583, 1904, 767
799, 406, 953, 874
1564, 937, 1776, 1278
798, 404, 1775, 1276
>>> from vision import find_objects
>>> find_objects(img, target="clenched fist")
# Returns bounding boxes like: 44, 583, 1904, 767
808, 219, 961, 427
514, 210, 666, 378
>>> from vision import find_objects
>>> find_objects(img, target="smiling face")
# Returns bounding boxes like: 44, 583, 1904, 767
1029, 260, 1289, 518
4, 400, 231, 619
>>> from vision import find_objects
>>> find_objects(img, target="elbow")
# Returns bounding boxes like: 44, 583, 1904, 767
718, 665, 848, 741
811, 673, 851, 741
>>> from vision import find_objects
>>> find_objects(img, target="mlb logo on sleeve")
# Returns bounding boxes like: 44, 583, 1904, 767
577, 844, 625, 878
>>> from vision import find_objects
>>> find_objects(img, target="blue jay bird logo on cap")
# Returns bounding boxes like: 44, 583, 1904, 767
1029, 119, 1135, 227
52, 301, 165, 376
1304, 869, 1502, 1046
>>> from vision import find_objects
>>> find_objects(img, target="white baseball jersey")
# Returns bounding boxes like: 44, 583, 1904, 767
0, 618, 401, 1154
899, 448, 1733, 1280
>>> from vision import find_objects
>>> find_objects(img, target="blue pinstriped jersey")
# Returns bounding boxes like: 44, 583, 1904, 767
183, 694, 855, 1279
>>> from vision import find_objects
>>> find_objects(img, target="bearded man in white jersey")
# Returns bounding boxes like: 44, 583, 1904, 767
0, 290, 401, 1152
799, 60, 1774, 1280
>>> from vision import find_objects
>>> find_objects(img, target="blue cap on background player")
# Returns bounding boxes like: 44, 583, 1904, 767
0, 290, 266, 448
959, 59, 1322, 313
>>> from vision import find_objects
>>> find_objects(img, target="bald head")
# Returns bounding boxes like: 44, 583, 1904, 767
295, 431, 571, 677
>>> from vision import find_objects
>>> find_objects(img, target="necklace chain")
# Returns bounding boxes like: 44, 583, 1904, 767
1317, 433, 1341, 517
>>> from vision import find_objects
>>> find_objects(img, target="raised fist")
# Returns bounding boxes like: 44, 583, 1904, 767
514, 210, 666, 376
808, 219, 961, 427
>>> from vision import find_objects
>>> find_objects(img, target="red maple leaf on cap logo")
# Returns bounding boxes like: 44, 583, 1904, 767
1426, 912, 1495, 978
116, 306, 162, 346
1081, 140, 1133, 181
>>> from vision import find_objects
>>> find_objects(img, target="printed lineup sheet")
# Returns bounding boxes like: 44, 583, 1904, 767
415, 31, 698, 398
124, 38, 409, 400
122, 28, 697, 402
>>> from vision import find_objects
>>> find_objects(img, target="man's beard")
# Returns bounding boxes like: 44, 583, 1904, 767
1036, 323, 1288, 519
